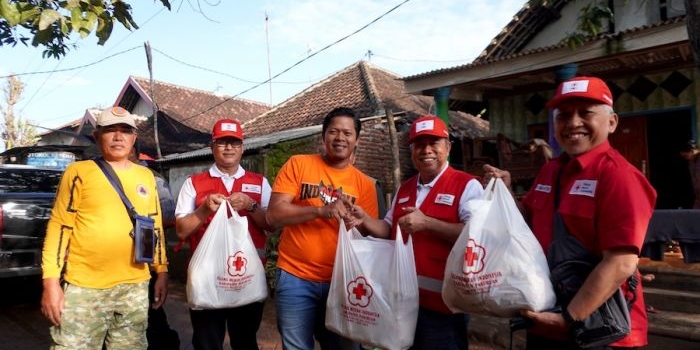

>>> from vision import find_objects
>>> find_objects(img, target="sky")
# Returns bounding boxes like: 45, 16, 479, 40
1, 0, 526, 135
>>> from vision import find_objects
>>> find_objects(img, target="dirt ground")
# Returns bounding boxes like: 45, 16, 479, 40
165, 282, 496, 350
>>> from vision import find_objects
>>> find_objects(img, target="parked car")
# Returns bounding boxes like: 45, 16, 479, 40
0, 164, 62, 278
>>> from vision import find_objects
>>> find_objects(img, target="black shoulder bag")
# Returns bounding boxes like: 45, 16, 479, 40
94, 158, 156, 263
547, 172, 637, 348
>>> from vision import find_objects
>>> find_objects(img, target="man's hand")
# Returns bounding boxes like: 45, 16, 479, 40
344, 200, 368, 229
152, 273, 169, 309
397, 207, 429, 235
482, 164, 512, 188
204, 193, 226, 213
323, 197, 354, 221
41, 278, 64, 326
228, 192, 255, 212
520, 309, 570, 340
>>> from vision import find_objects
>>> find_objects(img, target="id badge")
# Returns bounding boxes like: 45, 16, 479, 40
134, 215, 155, 263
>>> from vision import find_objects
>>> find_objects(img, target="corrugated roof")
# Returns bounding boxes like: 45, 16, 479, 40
160, 124, 322, 162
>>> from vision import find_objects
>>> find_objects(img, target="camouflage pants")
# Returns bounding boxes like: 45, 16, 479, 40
49, 281, 149, 350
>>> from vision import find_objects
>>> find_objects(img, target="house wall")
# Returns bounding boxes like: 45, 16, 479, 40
167, 161, 212, 200
133, 99, 155, 118
355, 118, 414, 198
523, 0, 685, 52
488, 68, 699, 142
523, 0, 591, 50
163, 118, 421, 207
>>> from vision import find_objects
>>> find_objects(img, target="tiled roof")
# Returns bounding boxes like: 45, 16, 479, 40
243, 61, 435, 137
161, 124, 323, 163
130, 76, 271, 133
122, 77, 271, 158
447, 111, 489, 139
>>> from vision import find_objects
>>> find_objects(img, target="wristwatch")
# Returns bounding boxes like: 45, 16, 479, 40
562, 307, 576, 325
562, 307, 584, 328
247, 201, 258, 213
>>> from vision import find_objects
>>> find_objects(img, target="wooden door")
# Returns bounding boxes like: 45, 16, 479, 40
609, 115, 649, 177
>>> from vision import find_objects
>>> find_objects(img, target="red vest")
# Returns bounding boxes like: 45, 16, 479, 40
187, 170, 267, 263
392, 166, 476, 314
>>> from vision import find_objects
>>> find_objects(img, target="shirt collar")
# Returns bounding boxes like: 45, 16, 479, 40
559, 140, 611, 171
417, 162, 449, 188
209, 164, 245, 179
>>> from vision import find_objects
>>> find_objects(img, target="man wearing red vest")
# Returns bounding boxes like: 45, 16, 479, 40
174, 118, 273, 350
351, 115, 484, 350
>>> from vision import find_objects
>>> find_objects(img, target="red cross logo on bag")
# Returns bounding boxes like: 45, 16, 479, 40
463, 239, 486, 274
346, 276, 374, 307
227, 251, 248, 276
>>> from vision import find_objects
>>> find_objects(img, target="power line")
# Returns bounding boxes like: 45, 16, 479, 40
180, 0, 413, 122
0, 46, 142, 79
151, 47, 324, 85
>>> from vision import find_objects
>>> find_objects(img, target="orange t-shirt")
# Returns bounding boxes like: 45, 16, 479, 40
272, 154, 379, 282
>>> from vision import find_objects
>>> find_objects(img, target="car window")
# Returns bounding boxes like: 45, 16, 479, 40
0, 168, 62, 193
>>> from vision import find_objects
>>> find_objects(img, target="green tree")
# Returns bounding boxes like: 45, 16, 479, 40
1, 75, 38, 150
0, 0, 171, 59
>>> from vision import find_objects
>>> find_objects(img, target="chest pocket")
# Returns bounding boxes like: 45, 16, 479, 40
557, 194, 597, 248
527, 189, 551, 211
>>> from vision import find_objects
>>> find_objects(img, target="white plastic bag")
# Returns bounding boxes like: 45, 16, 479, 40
326, 222, 419, 350
442, 178, 556, 317
186, 201, 268, 309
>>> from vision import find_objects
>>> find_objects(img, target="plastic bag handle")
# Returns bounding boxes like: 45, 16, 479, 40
483, 177, 497, 200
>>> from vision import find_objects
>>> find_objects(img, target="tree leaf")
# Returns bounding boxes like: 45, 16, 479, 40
159, 0, 172, 11
71, 7, 83, 32
0, 1, 22, 26
38, 9, 63, 31
95, 14, 113, 45
32, 28, 53, 46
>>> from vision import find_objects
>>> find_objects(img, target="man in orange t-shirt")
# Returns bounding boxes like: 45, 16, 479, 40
267, 107, 378, 350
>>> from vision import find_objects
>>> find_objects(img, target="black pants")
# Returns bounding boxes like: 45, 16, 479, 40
526, 334, 640, 350
408, 308, 469, 350
147, 272, 180, 350
190, 301, 265, 350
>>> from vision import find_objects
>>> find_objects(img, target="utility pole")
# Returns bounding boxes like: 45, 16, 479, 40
265, 13, 273, 105
144, 41, 162, 159
385, 109, 401, 194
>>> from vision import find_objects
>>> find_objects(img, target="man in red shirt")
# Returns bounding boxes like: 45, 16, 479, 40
484, 76, 656, 349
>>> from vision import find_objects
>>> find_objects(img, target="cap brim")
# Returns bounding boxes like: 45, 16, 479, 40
546, 94, 610, 109
98, 122, 137, 129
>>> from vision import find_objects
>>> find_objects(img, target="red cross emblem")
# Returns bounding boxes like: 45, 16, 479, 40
346, 276, 373, 307
463, 239, 485, 274
227, 251, 247, 276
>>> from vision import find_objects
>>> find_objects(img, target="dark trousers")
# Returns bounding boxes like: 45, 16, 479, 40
147, 271, 180, 350
526, 333, 640, 350
190, 301, 265, 350
409, 307, 469, 350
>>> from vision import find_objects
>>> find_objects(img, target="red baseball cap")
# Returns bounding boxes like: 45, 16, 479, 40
546, 76, 614, 109
212, 119, 243, 140
409, 115, 449, 142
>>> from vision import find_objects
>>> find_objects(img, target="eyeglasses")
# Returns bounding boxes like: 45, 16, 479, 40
213, 139, 243, 148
